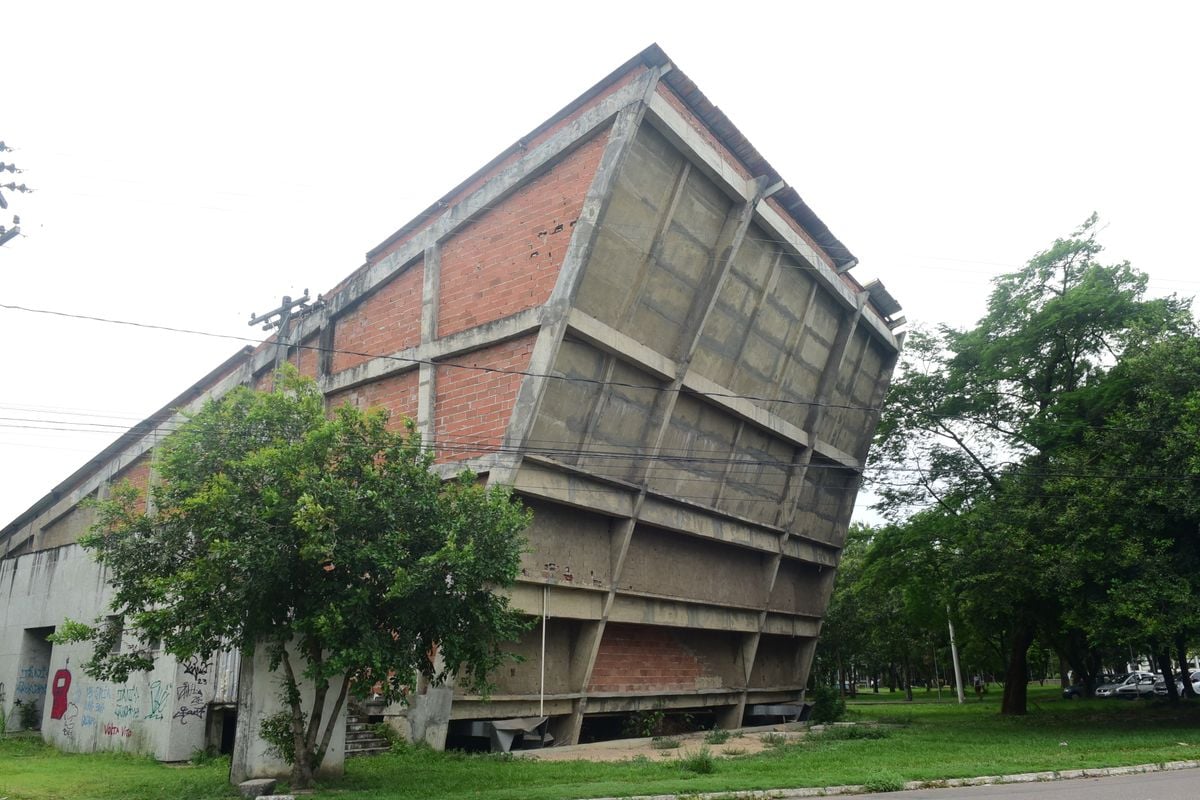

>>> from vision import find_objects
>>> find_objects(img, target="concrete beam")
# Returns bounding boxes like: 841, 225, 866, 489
319, 307, 541, 395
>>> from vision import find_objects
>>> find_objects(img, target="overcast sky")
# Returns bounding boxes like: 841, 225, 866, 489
3, 1, 1198, 528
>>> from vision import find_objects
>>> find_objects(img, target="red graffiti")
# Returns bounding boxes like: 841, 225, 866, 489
50, 668, 72, 720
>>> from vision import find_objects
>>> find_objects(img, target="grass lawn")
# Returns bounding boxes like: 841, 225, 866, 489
3, 686, 1199, 800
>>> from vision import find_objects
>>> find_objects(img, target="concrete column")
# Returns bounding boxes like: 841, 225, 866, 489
418, 244, 441, 448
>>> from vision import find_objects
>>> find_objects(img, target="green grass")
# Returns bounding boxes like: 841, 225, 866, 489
3, 687, 1200, 800
0, 735, 234, 799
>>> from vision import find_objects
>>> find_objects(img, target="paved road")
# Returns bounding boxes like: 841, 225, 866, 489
834, 769, 1199, 799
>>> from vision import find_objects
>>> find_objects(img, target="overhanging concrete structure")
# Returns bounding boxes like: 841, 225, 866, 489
1, 44, 903, 752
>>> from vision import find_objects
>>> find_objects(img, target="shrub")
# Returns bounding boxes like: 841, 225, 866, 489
760, 732, 789, 747
703, 727, 731, 745
862, 770, 906, 792
260, 710, 303, 765
811, 725, 889, 741
810, 685, 846, 724
678, 745, 716, 774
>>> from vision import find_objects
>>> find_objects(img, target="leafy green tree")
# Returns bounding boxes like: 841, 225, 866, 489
57, 369, 531, 787
870, 215, 1192, 714
1048, 334, 1200, 697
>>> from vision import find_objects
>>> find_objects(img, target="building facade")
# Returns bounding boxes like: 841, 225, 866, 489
1, 45, 903, 756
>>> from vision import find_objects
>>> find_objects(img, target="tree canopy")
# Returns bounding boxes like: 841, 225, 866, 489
60, 369, 531, 786
825, 216, 1199, 713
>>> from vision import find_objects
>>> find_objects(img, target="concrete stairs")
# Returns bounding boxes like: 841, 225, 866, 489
345, 714, 391, 758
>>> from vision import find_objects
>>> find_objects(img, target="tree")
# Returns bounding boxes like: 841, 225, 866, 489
58, 368, 531, 787
869, 214, 1193, 714
1047, 334, 1200, 697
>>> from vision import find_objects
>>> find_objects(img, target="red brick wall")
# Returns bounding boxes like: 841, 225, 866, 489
433, 335, 534, 463
587, 623, 713, 693
328, 371, 419, 431
112, 454, 152, 514
296, 334, 320, 378
332, 260, 424, 373
436, 129, 609, 338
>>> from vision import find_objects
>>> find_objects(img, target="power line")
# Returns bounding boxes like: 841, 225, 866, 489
0, 301, 883, 414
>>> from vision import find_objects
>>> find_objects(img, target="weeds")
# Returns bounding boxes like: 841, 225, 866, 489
809, 725, 889, 742
678, 746, 717, 774
760, 732, 790, 747
650, 736, 681, 749
704, 727, 731, 745
861, 770, 905, 792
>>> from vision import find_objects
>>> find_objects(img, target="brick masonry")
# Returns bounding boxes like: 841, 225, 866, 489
433, 335, 535, 463
327, 371, 419, 430
437, 129, 609, 338
587, 623, 720, 693
332, 260, 424, 373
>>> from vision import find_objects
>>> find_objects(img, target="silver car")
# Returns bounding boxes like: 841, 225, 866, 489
1095, 672, 1157, 698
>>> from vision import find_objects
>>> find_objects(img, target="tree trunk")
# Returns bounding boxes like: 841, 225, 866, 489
1155, 648, 1179, 702
1000, 624, 1035, 715
1176, 635, 1197, 699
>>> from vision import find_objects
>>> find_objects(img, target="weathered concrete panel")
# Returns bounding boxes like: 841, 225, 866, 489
478, 619, 577, 696
525, 337, 608, 461
647, 394, 737, 505
637, 497, 780, 554
580, 361, 664, 483
607, 595, 760, 632
788, 458, 855, 546
767, 559, 836, 617
690, 227, 777, 388
748, 634, 807, 689
38, 501, 98, 550
715, 424, 793, 527
519, 498, 613, 589
620, 526, 767, 609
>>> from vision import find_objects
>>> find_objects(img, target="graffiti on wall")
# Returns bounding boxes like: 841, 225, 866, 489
114, 685, 140, 719
144, 680, 171, 721
61, 701, 80, 741
173, 680, 206, 725
16, 664, 49, 701
50, 667, 72, 720
182, 656, 209, 685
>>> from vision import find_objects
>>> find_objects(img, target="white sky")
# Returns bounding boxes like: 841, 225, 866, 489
3, 1, 1198, 528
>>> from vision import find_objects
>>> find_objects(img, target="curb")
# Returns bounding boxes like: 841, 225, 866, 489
584, 759, 1200, 799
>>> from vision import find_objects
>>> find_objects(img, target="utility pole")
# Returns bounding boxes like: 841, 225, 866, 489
248, 290, 323, 376
947, 604, 965, 703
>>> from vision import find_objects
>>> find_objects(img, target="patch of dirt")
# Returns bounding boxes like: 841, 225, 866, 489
517, 724, 810, 763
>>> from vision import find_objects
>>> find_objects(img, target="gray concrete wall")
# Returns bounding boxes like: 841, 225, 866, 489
229, 645, 347, 782
1, 545, 209, 760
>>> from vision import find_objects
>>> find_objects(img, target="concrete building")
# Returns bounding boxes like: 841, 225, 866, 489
0, 44, 903, 762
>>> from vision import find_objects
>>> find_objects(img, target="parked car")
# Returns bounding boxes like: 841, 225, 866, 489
1153, 670, 1200, 697
1063, 672, 1117, 699
1095, 672, 1157, 698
